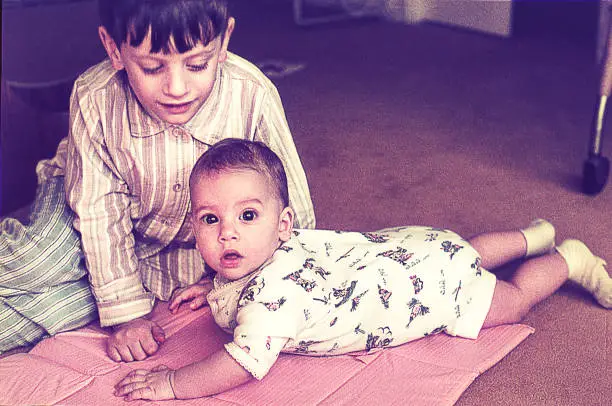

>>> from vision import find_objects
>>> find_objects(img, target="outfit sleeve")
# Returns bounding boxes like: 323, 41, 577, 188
254, 87, 316, 229
64, 82, 154, 327
225, 336, 288, 380
224, 240, 310, 379
227, 284, 304, 379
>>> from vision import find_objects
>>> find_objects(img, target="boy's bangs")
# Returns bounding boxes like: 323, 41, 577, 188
128, 1, 228, 53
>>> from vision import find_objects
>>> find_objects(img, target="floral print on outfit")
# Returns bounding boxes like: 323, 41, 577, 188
207, 226, 496, 379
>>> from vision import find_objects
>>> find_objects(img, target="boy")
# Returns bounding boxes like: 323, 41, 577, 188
114, 139, 612, 401
0, 0, 315, 361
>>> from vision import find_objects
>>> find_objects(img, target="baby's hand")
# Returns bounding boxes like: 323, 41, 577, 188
114, 365, 176, 401
168, 279, 214, 314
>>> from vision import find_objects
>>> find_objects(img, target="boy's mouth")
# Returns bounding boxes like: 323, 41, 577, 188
161, 101, 192, 114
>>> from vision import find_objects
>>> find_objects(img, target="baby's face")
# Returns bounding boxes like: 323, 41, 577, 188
191, 169, 293, 280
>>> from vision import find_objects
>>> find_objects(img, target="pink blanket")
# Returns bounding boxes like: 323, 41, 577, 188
0, 304, 533, 405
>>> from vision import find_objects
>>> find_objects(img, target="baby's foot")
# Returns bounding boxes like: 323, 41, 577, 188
556, 239, 612, 308
521, 219, 556, 258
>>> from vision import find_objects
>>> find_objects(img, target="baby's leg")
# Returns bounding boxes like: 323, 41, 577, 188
483, 239, 612, 327
483, 252, 568, 327
469, 219, 555, 269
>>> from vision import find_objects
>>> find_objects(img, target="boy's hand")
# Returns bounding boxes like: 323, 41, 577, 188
114, 364, 176, 401
107, 317, 165, 362
168, 279, 214, 314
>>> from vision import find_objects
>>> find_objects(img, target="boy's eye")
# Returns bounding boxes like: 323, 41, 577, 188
240, 210, 257, 222
142, 65, 163, 75
188, 62, 208, 72
201, 214, 218, 224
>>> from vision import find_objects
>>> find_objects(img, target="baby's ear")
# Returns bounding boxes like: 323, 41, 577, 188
278, 207, 294, 242
98, 26, 125, 70
189, 214, 200, 251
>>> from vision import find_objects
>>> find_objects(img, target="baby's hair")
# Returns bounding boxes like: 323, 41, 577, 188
190, 139, 290, 208
98, 0, 230, 54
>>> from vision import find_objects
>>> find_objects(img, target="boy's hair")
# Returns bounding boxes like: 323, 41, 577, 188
98, 0, 230, 53
190, 139, 290, 208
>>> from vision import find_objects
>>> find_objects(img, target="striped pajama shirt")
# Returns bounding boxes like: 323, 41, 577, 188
0, 52, 315, 354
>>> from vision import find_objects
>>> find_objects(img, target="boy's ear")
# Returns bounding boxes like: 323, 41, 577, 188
278, 206, 294, 242
98, 26, 125, 70
218, 17, 235, 64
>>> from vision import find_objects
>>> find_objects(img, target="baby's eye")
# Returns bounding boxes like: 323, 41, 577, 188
240, 210, 257, 222
188, 62, 208, 72
201, 214, 218, 224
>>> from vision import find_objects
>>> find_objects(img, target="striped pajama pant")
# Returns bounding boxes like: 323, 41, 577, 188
0, 177, 97, 354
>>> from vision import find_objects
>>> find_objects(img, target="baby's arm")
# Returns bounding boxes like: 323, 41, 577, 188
115, 348, 252, 401
173, 349, 253, 398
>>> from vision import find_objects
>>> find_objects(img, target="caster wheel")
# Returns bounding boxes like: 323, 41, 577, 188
582, 155, 610, 195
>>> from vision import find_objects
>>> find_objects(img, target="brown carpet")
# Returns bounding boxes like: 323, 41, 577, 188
230, 2, 611, 405
2, 0, 611, 404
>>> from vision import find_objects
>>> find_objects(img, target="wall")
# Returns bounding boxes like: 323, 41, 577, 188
296, 0, 513, 37
384, 0, 512, 37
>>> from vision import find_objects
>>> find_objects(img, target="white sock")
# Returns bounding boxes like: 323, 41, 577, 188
556, 239, 612, 308
520, 219, 556, 258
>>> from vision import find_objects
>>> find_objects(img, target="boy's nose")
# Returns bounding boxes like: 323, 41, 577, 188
163, 70, 188, 98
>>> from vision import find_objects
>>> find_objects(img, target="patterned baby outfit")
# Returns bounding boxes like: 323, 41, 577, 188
207, 226, 496, 379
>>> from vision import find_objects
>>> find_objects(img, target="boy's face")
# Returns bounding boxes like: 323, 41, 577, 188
190, 168, 294, 281
98, 18, 234, 125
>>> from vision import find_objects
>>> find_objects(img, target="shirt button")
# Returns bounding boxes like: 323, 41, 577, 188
172, 128, 183, 137
173, 183, 182, 192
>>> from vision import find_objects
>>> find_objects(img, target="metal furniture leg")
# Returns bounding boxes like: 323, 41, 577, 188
583, 10, 612, 195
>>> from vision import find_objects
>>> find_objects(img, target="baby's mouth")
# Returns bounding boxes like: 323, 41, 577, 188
223, 251, 242, 260
221, 250, 243, 267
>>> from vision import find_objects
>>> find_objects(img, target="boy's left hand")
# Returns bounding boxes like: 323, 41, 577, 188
168, 279, 214, 314
114, 365, 176, 401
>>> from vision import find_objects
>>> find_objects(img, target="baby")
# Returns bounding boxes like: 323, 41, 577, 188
115, 139, 612, 401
